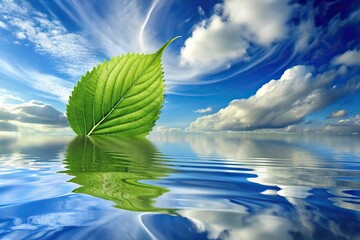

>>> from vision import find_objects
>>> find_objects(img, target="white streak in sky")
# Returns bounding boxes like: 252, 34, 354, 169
139, 0, 159, 53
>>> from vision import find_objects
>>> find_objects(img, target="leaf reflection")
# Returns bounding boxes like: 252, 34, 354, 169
63, 136, 174, 213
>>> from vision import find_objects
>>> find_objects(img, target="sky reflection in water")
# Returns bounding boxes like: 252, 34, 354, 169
0, 133, 359, 240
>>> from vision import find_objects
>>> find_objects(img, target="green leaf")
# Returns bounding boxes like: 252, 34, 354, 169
66, 37, 180, 136
63, 136, 175, 213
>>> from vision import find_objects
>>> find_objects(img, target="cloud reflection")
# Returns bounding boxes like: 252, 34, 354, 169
151, 133, 360, 199
0, 135, 158, 239
149, 132, 360, 239
0, 135, 73, 207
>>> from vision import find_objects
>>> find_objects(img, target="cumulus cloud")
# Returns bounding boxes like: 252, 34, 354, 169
0, 0, 99, 76
332, 49, 360, 67
13, 100, 68, 126
222, 0, 291, 45
0, 121, 17, 132
326, 109, 347, 119
284, 116, 360, 135
180, 0, 292, 68
323, 115, 360, 135
188, 65, 359, 131
0, 99, 69, 133
195, 107, 212, 113
180, 16, 249, 67
152, 125, 183, 134
0, 109, 17, 121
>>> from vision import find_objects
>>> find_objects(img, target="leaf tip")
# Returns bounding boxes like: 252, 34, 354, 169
156, 36, 181, 56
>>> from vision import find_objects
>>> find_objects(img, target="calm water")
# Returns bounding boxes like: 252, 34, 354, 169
0, 133, 359, 240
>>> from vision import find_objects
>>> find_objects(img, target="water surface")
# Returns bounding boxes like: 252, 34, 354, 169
0, 133, 359, 239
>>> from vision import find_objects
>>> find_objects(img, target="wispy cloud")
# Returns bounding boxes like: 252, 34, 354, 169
0, 88, 24, 107
1, 0, 358, 93
0, 0, 99, 76
195, 107, 212, 114
139, 0, 159, 52
54, 0, 159, 55
0, 58, 72, 102
0, 19, 7, 29
53, 0, 205, 90
197, 6, 205, 17
49, 0, 313, 90
332, 49, 360, 67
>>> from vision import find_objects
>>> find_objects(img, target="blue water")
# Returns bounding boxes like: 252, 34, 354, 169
0, 133, 359, 240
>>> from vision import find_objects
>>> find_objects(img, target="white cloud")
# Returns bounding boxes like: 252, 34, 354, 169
53, 0, 215, 89
195, 107, 212, 113
0, 20, 7, 29
26, 70, 73, 102
294, 16, 315, 52
50, 0, 297, 89
284, 116, 360, 135
180, 0, 292, 68
332, 49, 360, 67
223, 0, 291, 45
188, 65, 359, 131
0, 88, 24, 107
0, 100, 67, 125
0, 58, 72, 102
0, 99, 70, 133
326, 109, 347, 119
13, 100, 68, 126
0, 0, 99, 76
180, 209, 295, 240
323, 115, 360, 135
54, 0, 159, 55
15, 31, 26, 39
198, 6, 205, 16
180, 16, 249, 67
152, 125, 183, 134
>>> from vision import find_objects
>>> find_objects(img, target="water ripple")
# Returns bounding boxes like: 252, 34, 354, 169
0, 133, 359, 239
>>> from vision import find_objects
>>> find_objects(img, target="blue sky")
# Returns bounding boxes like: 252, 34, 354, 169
0, 0, 359, 134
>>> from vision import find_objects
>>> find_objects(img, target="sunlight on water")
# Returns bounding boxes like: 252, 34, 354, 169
0, 133, 359, 239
